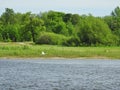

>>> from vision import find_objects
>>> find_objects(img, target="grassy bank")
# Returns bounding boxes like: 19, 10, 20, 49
0, 42, 120, 59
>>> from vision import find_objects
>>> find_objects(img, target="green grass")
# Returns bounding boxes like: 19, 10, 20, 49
0, 42, 120, 59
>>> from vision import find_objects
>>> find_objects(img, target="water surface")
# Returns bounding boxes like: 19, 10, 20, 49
0, 58, 120, 90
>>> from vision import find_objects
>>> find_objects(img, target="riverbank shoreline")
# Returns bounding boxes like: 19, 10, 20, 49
0, 56, 119, 61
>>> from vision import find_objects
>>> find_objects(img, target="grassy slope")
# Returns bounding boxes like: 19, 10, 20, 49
0, 42, 120, 59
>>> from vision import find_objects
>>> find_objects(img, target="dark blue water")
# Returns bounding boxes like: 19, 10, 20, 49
0, 58, 120, 90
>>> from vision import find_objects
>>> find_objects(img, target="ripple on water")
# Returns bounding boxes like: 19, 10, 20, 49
0, 59, 120, 90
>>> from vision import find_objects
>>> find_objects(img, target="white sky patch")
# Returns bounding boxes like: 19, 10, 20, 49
0, 0, 120, 16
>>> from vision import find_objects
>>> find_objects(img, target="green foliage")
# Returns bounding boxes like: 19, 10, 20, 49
63, 13, 72, 22
71, 14, 80, 25
111, 6, 120, 17
0, 7, 120, 46
1, 24, 19, 42
0, 24, 3, 41
25, 16, 45, 42
64, 36, 80, 46
36, 32, 68, 45
53, 21, 69, 36
0, 8, 15, 25
78, 16, 117, 46
0, 33, 3, 41
104, 6, 120, 45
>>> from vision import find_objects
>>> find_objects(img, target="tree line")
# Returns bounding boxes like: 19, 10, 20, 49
0, 7, 120, 46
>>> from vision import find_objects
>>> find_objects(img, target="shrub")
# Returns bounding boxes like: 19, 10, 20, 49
64, 36, 81, 46
35, 32, 68, 45
36, 35, 51, 44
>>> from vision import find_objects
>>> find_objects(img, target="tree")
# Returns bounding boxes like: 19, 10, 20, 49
111, 6, 120, 17
24, 15, 45, 42
71, 14, 80, 25
0, 8, 20, 41
103, 7, 120, 45
110, 6, 120, 31
63, 13, 72, 22
0, 22, 3, 41
0, 8, 15, 25
41, 11, 65, 32
78, 15, 117, 46
0, 7, 119, 46
51, 21, 68, 36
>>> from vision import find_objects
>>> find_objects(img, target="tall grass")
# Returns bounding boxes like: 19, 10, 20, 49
0, 42, 120, 59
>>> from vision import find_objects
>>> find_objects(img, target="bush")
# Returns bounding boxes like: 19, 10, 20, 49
64, 36, 81, 46
36, 35, 51, 44
35, 32, 68, 45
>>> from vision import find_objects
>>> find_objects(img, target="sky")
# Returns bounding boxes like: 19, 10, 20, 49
0, 0, 120, 16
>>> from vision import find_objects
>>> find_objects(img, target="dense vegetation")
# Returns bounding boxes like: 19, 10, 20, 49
0, 7, 120, 46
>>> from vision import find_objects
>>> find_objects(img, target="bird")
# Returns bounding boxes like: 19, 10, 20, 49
41, 51, 45, 55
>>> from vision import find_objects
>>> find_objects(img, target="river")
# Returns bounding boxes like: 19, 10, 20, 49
0, 58, 120, 90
